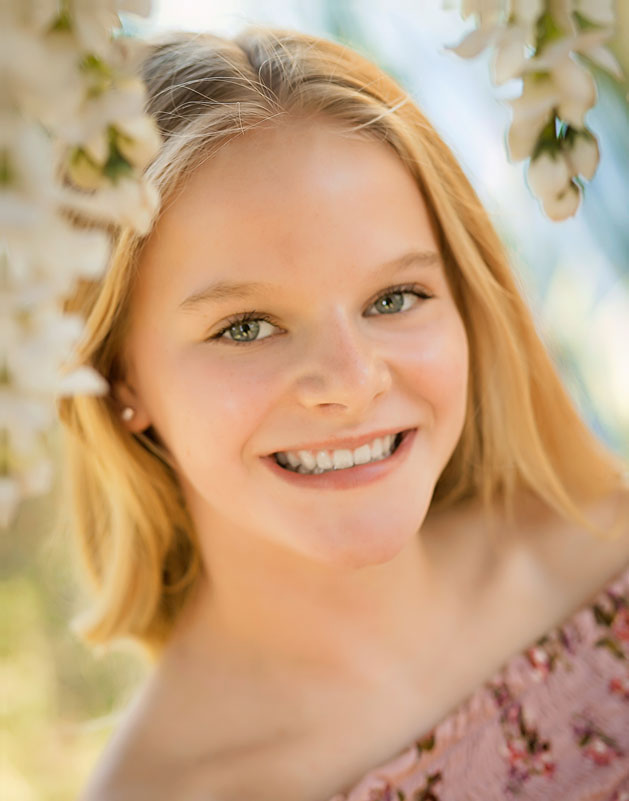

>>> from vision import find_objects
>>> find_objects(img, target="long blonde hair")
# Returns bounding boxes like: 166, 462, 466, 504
55, 25, 627, 659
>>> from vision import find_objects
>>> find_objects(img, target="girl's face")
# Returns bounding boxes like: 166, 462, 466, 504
120, 119, 469, 567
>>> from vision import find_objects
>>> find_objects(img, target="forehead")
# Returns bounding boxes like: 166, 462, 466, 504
134, 118, 439, 307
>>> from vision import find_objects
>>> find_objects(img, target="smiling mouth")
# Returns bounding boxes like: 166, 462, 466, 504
271, 428, 414, 474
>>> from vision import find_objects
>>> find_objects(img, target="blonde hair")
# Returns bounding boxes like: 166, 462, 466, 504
55, 25, 627, 659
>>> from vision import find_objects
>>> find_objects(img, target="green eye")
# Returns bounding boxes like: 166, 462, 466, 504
211, 313, 278, 345
207, 284, 432, 346
373, 290, 421, 314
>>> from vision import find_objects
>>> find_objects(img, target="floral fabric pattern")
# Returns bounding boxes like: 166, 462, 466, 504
328, 562, 629, 801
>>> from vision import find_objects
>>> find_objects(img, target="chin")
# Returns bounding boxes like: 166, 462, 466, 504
295, 521, 421, 572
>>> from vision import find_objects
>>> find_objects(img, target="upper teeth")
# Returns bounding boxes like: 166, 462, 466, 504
275, 434, 398, 473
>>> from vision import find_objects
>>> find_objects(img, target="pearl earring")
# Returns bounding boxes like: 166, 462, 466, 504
121, 406, 135, 422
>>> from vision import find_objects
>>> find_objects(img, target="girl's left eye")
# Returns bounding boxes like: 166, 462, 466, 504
205, 284, 433, 346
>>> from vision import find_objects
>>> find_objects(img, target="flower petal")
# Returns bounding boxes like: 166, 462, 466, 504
554, 56, 597, 124
55, 365, 109, 397
527, 151, 572, 197
542, 181, 581, 221
461, 0, 503, 23
511, 0, 545, 26
445, 24, 499, 59
508, 115, 549, 161
117, 0, 154, 17
575, 0, 616, 26
492, 26, 528, 84
566, 132, 599, 180
114, 115, 162, 170
581, 45, 624, 80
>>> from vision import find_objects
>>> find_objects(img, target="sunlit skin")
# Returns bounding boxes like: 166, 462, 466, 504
115, 116, 473, 694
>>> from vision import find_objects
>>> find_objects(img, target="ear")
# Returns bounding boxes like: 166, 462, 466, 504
111, 380, 152, 433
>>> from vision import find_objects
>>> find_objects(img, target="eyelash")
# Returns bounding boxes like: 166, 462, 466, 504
206, 283, 433, 346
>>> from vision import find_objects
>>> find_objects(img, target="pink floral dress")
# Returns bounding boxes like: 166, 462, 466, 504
328, 561, 629, 801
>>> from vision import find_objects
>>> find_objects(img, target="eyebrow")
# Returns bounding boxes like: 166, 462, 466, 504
178, 249, 441, 313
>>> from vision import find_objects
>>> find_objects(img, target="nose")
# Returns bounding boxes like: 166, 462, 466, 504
291, 310, 393, 414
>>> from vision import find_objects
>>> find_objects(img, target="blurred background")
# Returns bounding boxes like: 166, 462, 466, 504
4, 1, 628, 798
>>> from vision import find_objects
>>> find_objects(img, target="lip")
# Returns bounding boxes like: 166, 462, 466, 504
261, 428, 417, 490
267, 426, 414, 456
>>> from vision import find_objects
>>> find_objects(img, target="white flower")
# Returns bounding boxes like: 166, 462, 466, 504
527, 150, 572, 198
449, 0, 619, 210
507, 57, 596, 161
3, 0, 159, 523
542, 181, 581, 220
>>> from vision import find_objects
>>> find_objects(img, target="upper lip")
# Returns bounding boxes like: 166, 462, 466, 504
268, 426, 415, 456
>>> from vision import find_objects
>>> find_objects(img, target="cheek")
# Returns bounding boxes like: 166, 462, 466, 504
400, 313, 469, 412
149, 347, 279, 467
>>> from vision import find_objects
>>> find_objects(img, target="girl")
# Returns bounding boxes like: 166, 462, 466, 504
57, 25, 629, 801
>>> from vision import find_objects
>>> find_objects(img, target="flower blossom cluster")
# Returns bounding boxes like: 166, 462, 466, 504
1, 0, 161, 528
448, 0, 623, 220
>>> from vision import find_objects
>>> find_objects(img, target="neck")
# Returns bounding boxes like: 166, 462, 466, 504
167, 498, 495, 689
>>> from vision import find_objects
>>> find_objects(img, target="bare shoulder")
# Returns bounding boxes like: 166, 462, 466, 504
77, 655, 245, 801
541, 483, 629, 570
77, 676, 177, 801
507, 481, 629, 613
